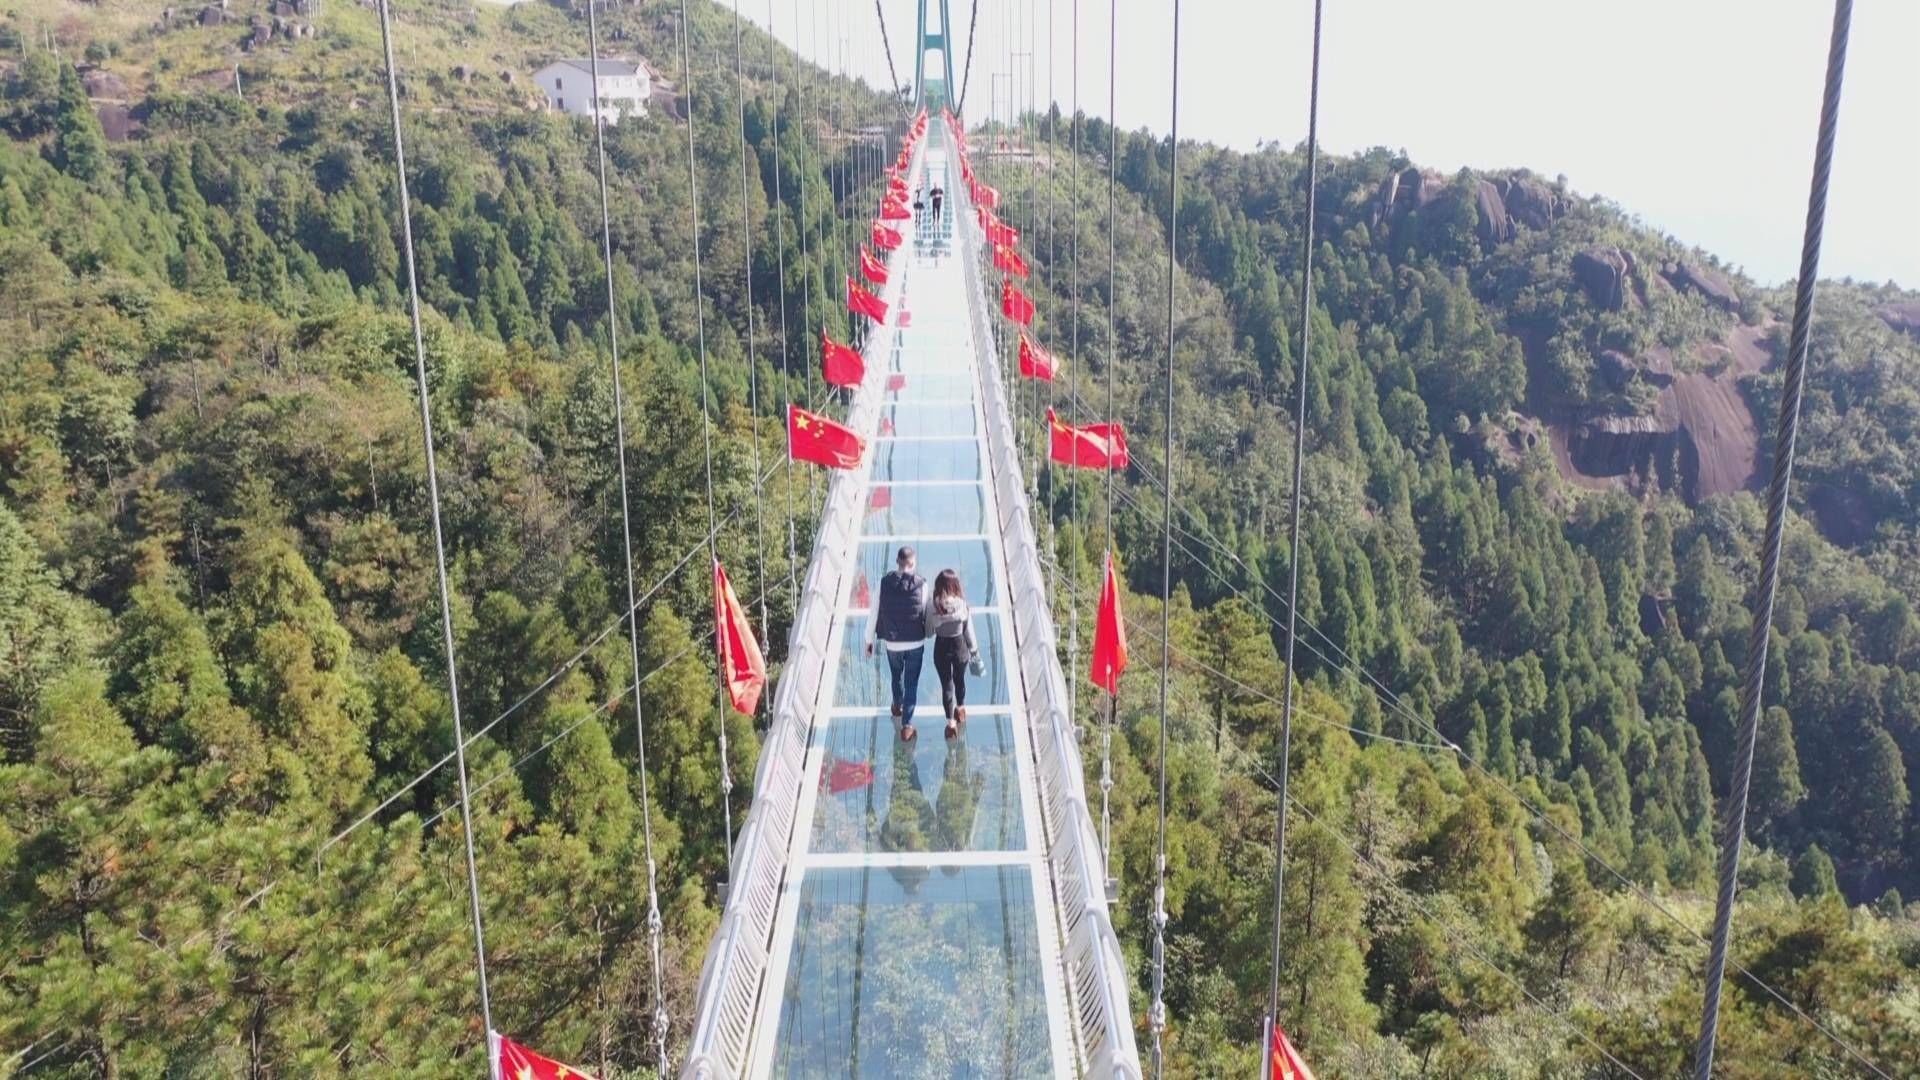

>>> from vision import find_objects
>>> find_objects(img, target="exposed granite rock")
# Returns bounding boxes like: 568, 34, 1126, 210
1596, 347, 1676, 392
1597, 350, 1637, 391
81, 68, 130, 99
199, 5, 227, 26
1373, 166, 1445, 229
1662, 259, 1739, 311
1877, 300, 1920, 340
1499, 176, 1561, 230
96, 103, 136, 142
1572, 246, 1633, 311
1475, 180, 1513, 246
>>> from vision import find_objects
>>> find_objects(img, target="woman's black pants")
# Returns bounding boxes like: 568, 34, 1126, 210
933, 635, 968, 718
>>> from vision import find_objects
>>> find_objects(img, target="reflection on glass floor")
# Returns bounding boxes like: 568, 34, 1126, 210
861, 484, 988, 535
834, 615, 1010, 709
878, 402, 979, 437
870, 439, 982, 481
811, 713, 1025, 854
769, 866, 1053, 1079
884, 372, 976, 402
851, 539, 995, 607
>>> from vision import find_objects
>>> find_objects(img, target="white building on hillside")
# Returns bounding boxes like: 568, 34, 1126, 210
532, 58, 650, 124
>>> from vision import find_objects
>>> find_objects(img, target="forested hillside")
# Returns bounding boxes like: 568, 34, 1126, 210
2, 0, 1918, 1076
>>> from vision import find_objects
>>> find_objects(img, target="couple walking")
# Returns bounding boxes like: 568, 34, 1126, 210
865, 545, 981, 741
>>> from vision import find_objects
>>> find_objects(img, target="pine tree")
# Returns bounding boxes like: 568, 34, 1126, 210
216, 527, 372, 816
50, 63, 108, 184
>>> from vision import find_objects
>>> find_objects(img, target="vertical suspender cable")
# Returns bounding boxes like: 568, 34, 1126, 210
677, 0, 736, 865
1149, 2, 1180, 1075
1066, 0, 1080, 737
764, 0, 800, 613
732, 0, 773, 645
372, 0, 494, 1047
1693, 1, 1851, 1075
1262, 0, 1323, 1065
1041, 0, 1055, 588
1098, 0, 1118, 880
792, 0, 821, 513
582, 6, 670, 1073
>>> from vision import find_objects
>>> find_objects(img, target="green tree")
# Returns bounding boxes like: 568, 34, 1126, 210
50, 63, 108, 184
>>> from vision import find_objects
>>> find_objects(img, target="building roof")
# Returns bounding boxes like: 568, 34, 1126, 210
541, 58, 644, 78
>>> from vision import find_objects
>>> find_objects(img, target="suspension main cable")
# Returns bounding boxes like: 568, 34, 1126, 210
1148, 2, 1181, 1074
1264, 0, 1324, 1063
1695, 1, 1855, 1076
582, 2, 671, 1071
677, 0, 738, 864
372, 0, 494, 1038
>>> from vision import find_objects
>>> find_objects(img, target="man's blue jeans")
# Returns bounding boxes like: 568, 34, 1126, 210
886, 645, 926, 725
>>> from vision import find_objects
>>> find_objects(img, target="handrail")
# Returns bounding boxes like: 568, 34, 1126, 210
956, 144, 1144, 1080
680, 134, 925, 1080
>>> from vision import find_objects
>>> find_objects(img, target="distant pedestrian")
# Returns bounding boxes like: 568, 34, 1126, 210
866, 545, 931, 740
925, 568, 982, 740
929, 185, 944, 223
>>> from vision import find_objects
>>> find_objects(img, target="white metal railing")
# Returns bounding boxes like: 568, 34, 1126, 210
679, 136, 922, 1080
958, 156, 1144, 1080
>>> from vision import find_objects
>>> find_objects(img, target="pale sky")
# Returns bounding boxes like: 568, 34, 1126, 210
756, 0, 1918, 287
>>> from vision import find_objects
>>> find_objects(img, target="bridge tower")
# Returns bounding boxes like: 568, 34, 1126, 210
913, 0, 958, 113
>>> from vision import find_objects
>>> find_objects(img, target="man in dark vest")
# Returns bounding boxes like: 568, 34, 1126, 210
866, 545, 930, 740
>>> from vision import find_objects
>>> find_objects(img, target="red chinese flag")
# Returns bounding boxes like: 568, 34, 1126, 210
1091, 551, 1129, 696
1269, 1024, 1318, 1080
994, 243, 1030, 278
896, 309, 913, 328
1018, 333, 1056, 381
880, 198, 912, 221
987, 221, 1021, 248
870, 222, 904, 250
713, 561, 766, 716
847, 277, 890, 324
885, 373, 908, 392
490, 1032, 598, 1080
878, 414, 896, 436
789, 404, 865, 469
859, 246, 891, 286
1048, 407, 1129, 470
1001, 279, 1035, 326
867, 484, 894, 512
822, 331, 865, 388
979, 183, 1000, 209
975, 204, 990, 230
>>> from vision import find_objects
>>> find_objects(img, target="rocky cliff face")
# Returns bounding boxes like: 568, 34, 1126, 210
1571, 246, 1636, 311
1661, 259, 1740, 312
1550, 324, 1770, 500
1373, 168, 1563, 249
1878, 300, 1920, 340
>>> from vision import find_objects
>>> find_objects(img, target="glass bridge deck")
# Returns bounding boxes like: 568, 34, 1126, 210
752, 141, 1070, 1078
